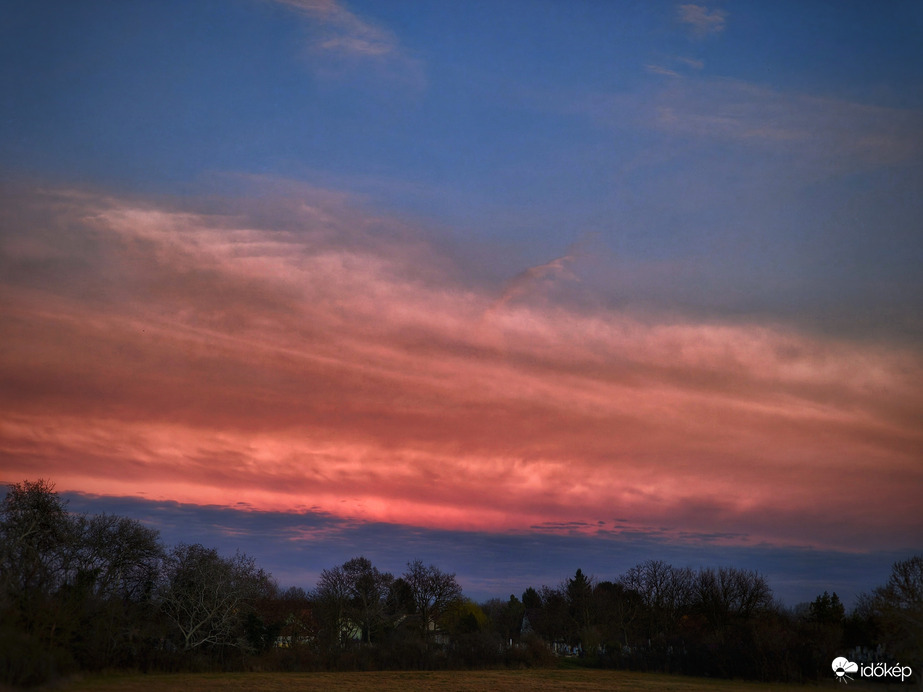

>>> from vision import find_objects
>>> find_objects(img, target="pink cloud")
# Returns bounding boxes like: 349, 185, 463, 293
1, 184, 920, 552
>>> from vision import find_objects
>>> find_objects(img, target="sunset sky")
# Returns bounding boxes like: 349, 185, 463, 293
2, 0, 922, 605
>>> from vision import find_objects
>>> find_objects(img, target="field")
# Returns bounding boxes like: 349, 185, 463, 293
64, 668, 853, 692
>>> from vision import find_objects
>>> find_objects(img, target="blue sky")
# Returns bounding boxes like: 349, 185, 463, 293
1, 0, 921, 608
5, 0, 922, 334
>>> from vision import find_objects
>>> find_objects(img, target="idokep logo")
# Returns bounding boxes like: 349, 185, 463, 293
832, 657, 858, 683
832, 656, 914, 684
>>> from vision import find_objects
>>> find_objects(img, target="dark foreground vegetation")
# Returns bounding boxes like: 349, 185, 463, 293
65, 668, 840, 692
1, 479, 920, 688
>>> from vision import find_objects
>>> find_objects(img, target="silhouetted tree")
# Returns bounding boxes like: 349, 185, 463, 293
690, 567, 774, 677
482, 594, 524, 643
694, 567, 772, 632
536, 585, 570, 645
843, 591, 879, 651
343, 556, 393, 644
67, 513, 162, 669
621, 560, 693, 650
159, 543, 272, 652
809, 590, 845, 624
566, 568, 594, 631
873, 555, 923, 665
0, 479, 73, 632
0, 479, 78, 685
313, 562, 354, 650
593, 580, 642, 651
402, 560, 462, 641
0, 480, 164, 684
522, 586, 542, 610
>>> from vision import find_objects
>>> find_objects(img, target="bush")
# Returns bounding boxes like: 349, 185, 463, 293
506, 633, 557, 668
0, 627, 76, 688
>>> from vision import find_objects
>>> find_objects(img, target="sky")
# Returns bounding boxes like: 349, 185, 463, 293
1, 0, 922, 606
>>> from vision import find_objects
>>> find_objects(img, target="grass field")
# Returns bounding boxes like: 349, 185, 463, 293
64, 668, 852, 692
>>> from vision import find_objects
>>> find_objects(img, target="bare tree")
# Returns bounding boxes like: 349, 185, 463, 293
67, 512, 163, 668
1, 479, 166, 675
343, 556, 393, 643
402, 560, 462, 639
621, 559, 694, 644
313, 562, 355, 648
693, 566, 772, 637
314, 557, 394, 647
159, 543, 271, 651
0, 479, 72, 604
72, 513, 162, 602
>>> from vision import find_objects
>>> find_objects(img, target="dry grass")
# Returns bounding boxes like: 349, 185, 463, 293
64, 668, 843, 692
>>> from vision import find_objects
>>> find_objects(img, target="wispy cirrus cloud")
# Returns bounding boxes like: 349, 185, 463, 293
273, 0, 397, 57
653, 79, 923, 176
645, 55, 704, 79
646, 64, 682, 78
644, 55, 705, 78
581, 76, 923, 177
1, 182, 920, 554
268, 0, 424, 86
485, 252, 578, 316
677, 4, 727, 38
677, 56, 705, 70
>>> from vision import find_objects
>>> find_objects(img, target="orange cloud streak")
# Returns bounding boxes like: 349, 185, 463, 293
1, 184, 920, 551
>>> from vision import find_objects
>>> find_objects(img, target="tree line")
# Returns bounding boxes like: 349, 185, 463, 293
1, 479, 920, 687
